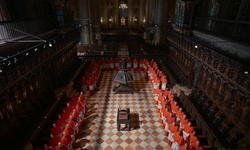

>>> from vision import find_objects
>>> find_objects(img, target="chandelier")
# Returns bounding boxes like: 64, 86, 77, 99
119, 3, 128, 9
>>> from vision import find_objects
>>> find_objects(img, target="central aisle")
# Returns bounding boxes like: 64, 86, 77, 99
76, 70, 169, 150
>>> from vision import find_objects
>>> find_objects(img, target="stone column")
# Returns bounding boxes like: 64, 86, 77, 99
154, 0, 168, 44
139, 0, 145, 26
173, 0, 195, 35
114, 0, 119, 29
148, 0, 156, 24
78, 0, 90, 45
128, 0, 133, 28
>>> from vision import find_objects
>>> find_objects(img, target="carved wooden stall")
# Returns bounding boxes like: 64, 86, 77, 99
166, 30, 250, 149
0, 30, 80, 149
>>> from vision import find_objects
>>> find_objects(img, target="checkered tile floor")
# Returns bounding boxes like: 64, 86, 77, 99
75, 71, 170, 150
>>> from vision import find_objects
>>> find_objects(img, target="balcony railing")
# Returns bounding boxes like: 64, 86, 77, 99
194, 17, 250, 44
0, 19, 53, 45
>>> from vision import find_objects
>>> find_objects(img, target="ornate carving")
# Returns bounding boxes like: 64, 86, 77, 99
242, 78, 250, 90
210, 73, 219, 98
227, 90, 243, 120
228, 68, 238, 80
239, 97, 250, 126
208, 105, 218, 118
202, 100, 212, 113
198, 95, 207, 106
204, 69, 212, 88
219, 119, 234, 137
222, 83, 234, 105
213, 60, 219, 69
237, 75, 244, 85
213, 112, 225, 125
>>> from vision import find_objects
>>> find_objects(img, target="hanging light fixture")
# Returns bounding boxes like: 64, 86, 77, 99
119, 3, 128, 9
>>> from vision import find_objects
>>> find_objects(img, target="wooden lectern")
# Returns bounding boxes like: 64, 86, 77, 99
117, 108, 130, 131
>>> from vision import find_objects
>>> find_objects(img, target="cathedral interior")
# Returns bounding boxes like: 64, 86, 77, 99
0, 0, 250, 149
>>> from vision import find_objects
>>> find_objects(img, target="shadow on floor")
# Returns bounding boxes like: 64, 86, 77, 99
130, 113, 141, 130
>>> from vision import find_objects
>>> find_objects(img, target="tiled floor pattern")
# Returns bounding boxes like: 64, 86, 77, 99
75, 70, 170, 150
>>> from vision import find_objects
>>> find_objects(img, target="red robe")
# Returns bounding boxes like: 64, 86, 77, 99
61, 134, 72, 146
173, 132, 185, 145
183, 125, 194, 134
169, 124, 179, 133
166, 115, 176, 125
189, 134, 198, 145
49, 136, 61, 148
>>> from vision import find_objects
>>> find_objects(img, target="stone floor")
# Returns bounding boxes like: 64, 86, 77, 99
74, 70, 170, 150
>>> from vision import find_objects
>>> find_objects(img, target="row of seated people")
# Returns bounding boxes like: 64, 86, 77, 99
147, 59, 168, 90
99, 58, 141, 71
45, 92, 86, 150
156, 90, 203, 150
80, 60, 102, 95
81, 58, 164, 95
146, 59, 202, 150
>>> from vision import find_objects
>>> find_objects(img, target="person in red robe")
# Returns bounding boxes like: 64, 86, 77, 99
167, 122, 179, 146
165, 113, 176, 136
161, 107, 170, 129
48, 134, 61, 148
88, 77, 95, 95
175, 107, 185, 124
64, 124, 75, 139
69, 95, 78, 108
133, 58, 138, 71
55, 142, 67, 150
44, 144, 54, 150
127, 58, 132, 71
183, 121, 194, 141
67, 117, 77, 132
157, 95, 165, 113
188, 131, 198, 146
154, 78, 161, 90
78, 92, 85, 105
171, 101, 180, 113
60, 111, 70, 125
162, 107, 171, 120
65, 103, 73, 115
61, 132, 73, 150
56, 116, 66, 129
153, 89, 161, 105
78, 93, 87, 115
172, 130, 185, 150
166, 113, 176, 125
180, 115, 189, 130
176, 107, 185, 117
50, 123, 63, 138
161, 76, 167, 90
